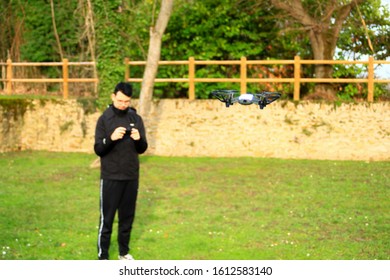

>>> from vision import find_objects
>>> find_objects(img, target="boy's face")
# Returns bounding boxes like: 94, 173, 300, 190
112, 91, 131, 111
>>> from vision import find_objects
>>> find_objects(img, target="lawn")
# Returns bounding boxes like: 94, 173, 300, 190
0, 151, 389, 260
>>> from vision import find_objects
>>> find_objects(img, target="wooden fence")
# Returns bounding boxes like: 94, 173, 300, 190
125, 56, 390, 102
0, 58, 98, 98
1, 56, 389, 101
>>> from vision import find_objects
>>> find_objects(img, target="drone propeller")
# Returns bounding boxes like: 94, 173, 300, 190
254, 91, 281, 109
210, 90, 238, 107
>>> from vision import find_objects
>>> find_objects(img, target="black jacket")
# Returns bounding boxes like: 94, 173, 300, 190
94, 105, 148, 180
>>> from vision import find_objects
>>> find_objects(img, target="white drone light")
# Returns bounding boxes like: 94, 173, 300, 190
238, 93, 254, 105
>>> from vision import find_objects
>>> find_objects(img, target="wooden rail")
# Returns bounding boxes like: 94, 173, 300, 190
1, 57, 389, 101
125, 56, 390, 101
0, 58, 98, 99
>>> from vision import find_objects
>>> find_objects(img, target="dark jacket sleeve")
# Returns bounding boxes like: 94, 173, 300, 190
94, 115, 116, 157
134, 115, 148, 154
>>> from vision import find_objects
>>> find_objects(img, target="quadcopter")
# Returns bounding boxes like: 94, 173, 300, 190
211, 89, 281, 109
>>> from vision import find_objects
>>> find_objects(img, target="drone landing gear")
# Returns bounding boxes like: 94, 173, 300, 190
255, 92, 281, 110
210, 90, 235, 107
257, 97, 267, 110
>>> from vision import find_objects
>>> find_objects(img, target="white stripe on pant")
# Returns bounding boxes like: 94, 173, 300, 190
97, 178, 139, 260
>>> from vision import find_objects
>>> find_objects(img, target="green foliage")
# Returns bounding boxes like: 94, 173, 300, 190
93, 0, 151, 100
1, 0, 389, 101
0, 151, 389, 260
335, 0, 390, 100
339, 0, 390, 60
159, 0, 305, 98
18, 4, 54, 62
5, 0, 92, 91
93, 0, 127, 100
19, 1, 81, 62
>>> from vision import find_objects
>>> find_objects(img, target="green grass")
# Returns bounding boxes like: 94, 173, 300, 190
0, 151, 389, 260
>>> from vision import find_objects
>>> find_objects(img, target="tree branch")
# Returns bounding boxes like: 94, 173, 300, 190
271, 0, 316, 26
50, 0, 64, 60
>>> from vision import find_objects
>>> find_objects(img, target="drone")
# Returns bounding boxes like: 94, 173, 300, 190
211, 89, 281, 109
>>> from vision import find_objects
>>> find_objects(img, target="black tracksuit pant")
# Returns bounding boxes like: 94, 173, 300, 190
97, 179, 139, 260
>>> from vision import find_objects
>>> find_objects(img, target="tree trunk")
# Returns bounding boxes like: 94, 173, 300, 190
138, 0, 174, 118
80, 0, 98, 94
309, 28, 338, 100
312, 64, 335, 100
50, 0, 64, 60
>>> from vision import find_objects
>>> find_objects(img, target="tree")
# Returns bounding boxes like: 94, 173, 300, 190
158, 0, 298, 98
138, 0, 174, 117
270, 0, 367, 100
336, 0, 390, 60
2, 0, 388, 100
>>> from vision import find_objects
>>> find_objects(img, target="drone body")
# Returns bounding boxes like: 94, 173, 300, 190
237, 93, 256, 105
211, 90, 281, 109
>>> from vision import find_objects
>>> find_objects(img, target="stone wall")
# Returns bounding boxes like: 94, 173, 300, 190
0, 99, 389, 161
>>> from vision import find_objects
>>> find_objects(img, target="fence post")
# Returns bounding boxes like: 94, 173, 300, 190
294, 56, 301, 101
6, 58, 12, 95
367, 56, 374, 102
124, 57, 130, 82
62, 58, 69, 99
240, 57, 247, 94
188, 57, 195, 100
